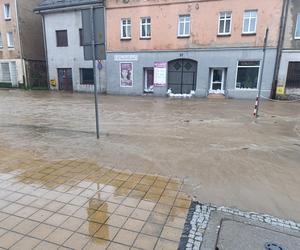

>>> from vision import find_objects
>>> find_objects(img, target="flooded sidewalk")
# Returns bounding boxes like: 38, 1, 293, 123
0, 90, 300, 225
0, 146, 191, 249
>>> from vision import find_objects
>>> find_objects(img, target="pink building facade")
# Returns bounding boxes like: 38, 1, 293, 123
105, 0, 283, 98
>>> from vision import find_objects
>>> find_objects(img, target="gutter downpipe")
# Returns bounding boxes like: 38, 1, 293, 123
41, 14, 50, 90
14, 0, 28, 89
271, 0, 289, 99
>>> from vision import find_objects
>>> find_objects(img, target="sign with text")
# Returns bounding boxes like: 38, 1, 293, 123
114, 55, 138, 61
154, 62, 167, 87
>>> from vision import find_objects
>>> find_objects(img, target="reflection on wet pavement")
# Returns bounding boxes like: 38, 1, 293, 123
0, 147, 191, 249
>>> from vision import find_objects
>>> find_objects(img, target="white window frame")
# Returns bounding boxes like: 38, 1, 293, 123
120, 18, 131, 40
235, 60, 261, 90
178, 15, 190, 37
242, 10, 257, 34
295, 14, 300, 39
218, 11, 232, 35
7, 32, 14, 48
140, 17, 151, 39
4, 3, 11, 20
0, 32, 3, 48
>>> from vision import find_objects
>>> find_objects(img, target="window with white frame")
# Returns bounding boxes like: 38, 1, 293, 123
7, 32, 13, 48
140, 17, 151, 39
295, 14, 300, 39
0, 33, 3, 48
236, 61, 260, 89
121, 18, 131, 39
4, 4, 11, 20
243, 10, 257, 34
178, 15, 190, 37
218, 12, 232, 35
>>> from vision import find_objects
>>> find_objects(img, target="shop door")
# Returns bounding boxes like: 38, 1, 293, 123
58, 68, 73, 91
144, 68, 154, 92
210, 69, 225, 93
168, 59, 197, 94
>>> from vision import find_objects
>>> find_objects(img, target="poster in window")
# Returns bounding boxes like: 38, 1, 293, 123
154, 62, 167, 87
120, 62, 133, 87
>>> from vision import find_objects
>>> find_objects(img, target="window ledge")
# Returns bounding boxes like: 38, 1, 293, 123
177, 35, 190, 39
120, 38, 131, 41
140, 37, 151, 40
8, 47, 14, 50
242, 32, 256, 36
235, 88, 258, 91
294, 37, 300, 40
217, 33, 231, 37
5, 18, 11, 21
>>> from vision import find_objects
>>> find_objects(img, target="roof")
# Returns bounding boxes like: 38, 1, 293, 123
34, 0, 104, 13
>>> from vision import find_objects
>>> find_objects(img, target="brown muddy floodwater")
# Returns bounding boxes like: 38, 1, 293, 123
0, 90, 300, 222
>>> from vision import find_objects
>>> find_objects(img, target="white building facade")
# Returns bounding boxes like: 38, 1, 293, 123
36, 0, 106, 92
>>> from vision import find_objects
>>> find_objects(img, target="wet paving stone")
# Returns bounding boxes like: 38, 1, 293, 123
0, 147, 192, 249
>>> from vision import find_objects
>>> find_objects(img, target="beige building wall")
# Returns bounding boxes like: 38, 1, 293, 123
0, 0, 21, 59
106, 0, 283, 52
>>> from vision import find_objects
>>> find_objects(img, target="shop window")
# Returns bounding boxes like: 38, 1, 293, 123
236, 61, 260, 89
80, 68, 94, 85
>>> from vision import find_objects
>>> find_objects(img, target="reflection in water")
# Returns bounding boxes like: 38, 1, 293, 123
0, 147, 190, 247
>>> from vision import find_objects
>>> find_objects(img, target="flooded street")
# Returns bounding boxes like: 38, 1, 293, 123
0, 89, 300, 223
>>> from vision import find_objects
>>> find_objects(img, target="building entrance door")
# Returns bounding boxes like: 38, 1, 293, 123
168, 59, 197, 94
210, 68, 225, 93
144, 68, 154, 92
58, 68, 73, 91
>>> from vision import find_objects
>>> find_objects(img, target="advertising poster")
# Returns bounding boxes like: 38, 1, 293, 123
154, 62, 167, 87
120, 62, 133, 87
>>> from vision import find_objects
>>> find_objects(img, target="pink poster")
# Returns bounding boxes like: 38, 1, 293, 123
154, 62, 167, 87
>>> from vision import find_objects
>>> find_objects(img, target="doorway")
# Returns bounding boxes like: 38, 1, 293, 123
57, 68, 73, 91
144, 68, 154, 93
210, 68, 225, 94
168, 59, 197, 94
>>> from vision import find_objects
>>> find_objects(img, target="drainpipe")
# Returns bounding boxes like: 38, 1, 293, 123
41, 14, 50, 90
271, 0, 289, 99
14, 0, 28, 88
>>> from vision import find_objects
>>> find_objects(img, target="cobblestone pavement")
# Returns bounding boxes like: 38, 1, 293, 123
180, 202, 300, 250
0, 146, 192, 249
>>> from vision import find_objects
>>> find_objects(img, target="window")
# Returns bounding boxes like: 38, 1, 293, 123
79, 29, 83, 46
56, 30, 68, 47
295, 14, 300, 39
80, 68, 94, 85
286, 62, 300, 88
4, 4, 11, 20
140, 17, 151, 39
121, 18, 131, 39
7, 32, 13, 48
218, 12, 232, 35
236, 61, 260, 89
243, 10, 257, 34
0, 33, 3, 48
178, 15, 190, 37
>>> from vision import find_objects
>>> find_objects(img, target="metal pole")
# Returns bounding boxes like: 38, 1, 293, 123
255, 28, 269, 118
90, 6, 100, 139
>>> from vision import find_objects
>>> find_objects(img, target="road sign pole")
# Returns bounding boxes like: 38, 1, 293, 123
255, 28, 269, 118
90, 6, 100, 139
